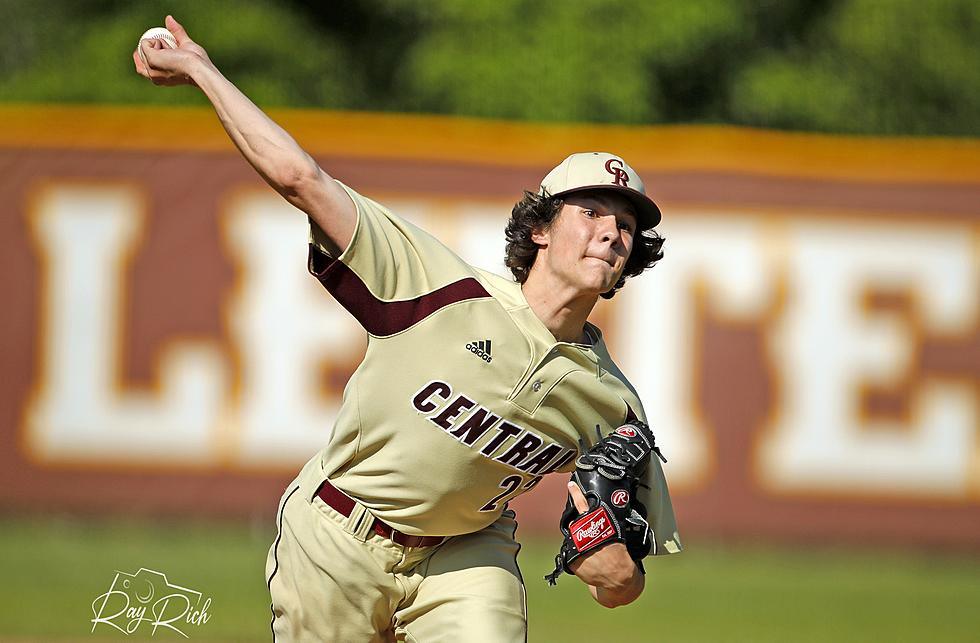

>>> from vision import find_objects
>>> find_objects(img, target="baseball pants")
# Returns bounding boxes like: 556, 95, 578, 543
266, 468, 527, 642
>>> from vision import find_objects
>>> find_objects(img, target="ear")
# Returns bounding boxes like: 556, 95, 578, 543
530, 225, 550, 247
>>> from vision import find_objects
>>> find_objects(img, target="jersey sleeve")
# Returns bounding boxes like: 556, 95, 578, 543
626, 403, 682, 557
640, 456, 683, 556
308, 181, 491, 336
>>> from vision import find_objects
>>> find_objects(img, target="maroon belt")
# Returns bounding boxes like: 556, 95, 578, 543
315, 479, 445, 548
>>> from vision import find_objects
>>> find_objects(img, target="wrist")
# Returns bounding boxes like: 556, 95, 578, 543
187, 56, 218, 89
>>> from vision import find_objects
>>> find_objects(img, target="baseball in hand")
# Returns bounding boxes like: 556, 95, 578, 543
137, 27, 177, 67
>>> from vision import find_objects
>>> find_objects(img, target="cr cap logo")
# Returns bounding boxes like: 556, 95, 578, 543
615, 425, 638, 438
611, 489, 629, 507
604, 158, 630, 188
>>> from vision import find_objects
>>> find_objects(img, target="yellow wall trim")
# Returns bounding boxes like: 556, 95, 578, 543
5, 104, 980, 184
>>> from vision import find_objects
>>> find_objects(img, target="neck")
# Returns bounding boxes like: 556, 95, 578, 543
521, 273, 599, 343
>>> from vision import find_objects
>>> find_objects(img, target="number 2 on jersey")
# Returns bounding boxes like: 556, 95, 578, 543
479, 474, 542, 512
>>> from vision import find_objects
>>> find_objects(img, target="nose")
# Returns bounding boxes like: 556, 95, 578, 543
598, 216, 620, 245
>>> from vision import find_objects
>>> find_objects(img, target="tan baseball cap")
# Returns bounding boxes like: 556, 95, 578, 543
538, 152, 662, 228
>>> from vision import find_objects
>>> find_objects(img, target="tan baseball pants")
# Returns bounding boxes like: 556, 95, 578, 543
266, 464, 527, 642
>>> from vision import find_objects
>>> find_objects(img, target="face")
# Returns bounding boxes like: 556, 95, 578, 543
530, 190, 637, 296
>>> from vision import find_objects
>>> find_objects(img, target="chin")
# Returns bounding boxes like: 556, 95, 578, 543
593, 271, 621, 291
574, 266, 621, 296
580, 278, 617, 296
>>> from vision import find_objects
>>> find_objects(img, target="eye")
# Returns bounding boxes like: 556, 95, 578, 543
582, 208, 598, 218
617, 220, 634, 233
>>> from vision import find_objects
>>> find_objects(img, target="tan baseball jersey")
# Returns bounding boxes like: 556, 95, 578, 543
302, 181, 681, 556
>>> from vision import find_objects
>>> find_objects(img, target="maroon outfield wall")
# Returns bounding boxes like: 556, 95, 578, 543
1, 106, 978, 548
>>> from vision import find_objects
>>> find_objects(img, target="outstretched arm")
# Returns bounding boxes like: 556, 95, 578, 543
566, 481, 645, 607
133, 15, 354, 255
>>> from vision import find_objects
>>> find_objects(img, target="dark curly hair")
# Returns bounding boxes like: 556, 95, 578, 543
503, 190, 665, 299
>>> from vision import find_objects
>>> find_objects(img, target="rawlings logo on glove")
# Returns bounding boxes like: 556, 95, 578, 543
545, 420, 664, 585
610, 489, 629, 507
615, 426, 638, 438
570, 509, 614, 550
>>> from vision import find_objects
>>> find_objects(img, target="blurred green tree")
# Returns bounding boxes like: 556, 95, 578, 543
1, 0, 977, 135
0, 0, 366, 108
731, 0, 980, 135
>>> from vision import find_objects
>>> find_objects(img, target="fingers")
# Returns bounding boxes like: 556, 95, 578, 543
166, 15, 190, 45
133, 44, 175, 84
138, 39, 179, 73
132, 48, 148, 76
134, 26, 189, 85
134, 41, 163, 76
567, 481, 590, 513
139, 40, 159, 71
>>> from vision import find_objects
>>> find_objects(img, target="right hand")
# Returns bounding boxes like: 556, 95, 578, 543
133, 15, 213, 87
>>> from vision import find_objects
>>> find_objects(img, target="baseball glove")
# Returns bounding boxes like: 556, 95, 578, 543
544, 420, 666, 585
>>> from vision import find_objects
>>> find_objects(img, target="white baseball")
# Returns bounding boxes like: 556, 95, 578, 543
138, 27, 177, 68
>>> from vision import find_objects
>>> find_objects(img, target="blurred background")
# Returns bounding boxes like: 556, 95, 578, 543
1, 0, 978, 641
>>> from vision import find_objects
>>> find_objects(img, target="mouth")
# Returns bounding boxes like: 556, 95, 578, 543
586, 255, 616, 267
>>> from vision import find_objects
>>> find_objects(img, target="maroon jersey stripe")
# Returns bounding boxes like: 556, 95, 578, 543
309, 245, 491, 336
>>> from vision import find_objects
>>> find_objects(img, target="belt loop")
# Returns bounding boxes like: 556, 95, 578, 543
344, 503, 374, 542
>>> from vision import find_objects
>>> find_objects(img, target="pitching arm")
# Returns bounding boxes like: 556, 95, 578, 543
133, 15, 354, 256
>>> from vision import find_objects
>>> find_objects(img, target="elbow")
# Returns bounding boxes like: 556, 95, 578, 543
596, 587, 641, 609
594, 567, 645, 608
275, 159, 322, 198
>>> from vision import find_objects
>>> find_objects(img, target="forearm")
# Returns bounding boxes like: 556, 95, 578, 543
134, 16, 355, 252
189, 59, 318, 196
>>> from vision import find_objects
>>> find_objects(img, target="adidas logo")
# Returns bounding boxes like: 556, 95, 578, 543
465, 339, 493, 363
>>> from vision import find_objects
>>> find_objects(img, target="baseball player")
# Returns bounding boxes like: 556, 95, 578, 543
135, 16, 681, 642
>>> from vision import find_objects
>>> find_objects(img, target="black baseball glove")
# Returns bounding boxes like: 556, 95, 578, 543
544, 420, 666, 585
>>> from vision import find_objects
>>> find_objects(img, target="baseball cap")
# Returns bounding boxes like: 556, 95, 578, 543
538, 152, 661, 229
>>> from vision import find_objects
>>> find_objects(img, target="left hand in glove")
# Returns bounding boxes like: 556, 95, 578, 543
544, 421, 665, 585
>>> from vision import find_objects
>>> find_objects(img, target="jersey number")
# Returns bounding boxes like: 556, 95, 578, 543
479, 475, 542, 512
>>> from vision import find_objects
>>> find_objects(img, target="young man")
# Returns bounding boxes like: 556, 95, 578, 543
135, 16, 680, 642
